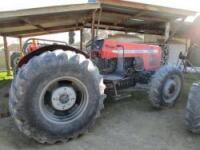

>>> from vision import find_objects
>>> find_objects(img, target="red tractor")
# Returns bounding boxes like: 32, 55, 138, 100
9, 38, 183, 143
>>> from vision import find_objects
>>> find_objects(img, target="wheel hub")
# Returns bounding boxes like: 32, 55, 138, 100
163, 79, 176, 98
51, 86, 76, 111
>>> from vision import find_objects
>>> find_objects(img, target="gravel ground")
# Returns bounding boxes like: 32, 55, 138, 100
0, 73, 200, 150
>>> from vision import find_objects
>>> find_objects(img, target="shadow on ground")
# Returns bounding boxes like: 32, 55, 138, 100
0, 79, 11, 115
0, 73, 200, 150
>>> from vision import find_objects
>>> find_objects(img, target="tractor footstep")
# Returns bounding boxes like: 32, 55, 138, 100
113, 94, 132, 101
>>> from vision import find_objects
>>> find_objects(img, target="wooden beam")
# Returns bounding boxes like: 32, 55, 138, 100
3, 36, 11, 76
21, 18, 48, 33
84, 23, 164, 35
80, 28, 83, 50
86, 20, 164, 34
90, 10, 97, 58
96, 8, 102, 36
100, 0, 196, 17
18, 29, 80, 37
113, 11, 147, 26
19, 37, 23, 52
164, 22, 170, 43
102, 11, 169, 22
0, 3, 100, 20
91, 10, 97, 41
0, 14, 91, 29
2, 14, 91, 37
0, 21, 26, 28
4, 24, 84, 36
4, 19, 165, 37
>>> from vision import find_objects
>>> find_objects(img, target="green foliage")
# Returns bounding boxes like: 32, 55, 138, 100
0, 71, 12, 88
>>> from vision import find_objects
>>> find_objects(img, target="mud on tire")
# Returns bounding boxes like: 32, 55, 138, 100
9, 50, 106, 144
10, 52, 21, 76
185, 82, 200, 133
149, 65, 183, 108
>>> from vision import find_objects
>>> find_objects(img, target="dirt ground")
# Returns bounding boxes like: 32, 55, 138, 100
0, 73, 200, 150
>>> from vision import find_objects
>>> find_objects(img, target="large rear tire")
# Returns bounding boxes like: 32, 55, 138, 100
9, 50, 106, 144
149, 65, 183, 108
185, 82, 200, 133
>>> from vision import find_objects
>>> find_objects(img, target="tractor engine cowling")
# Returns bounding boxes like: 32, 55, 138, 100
91, 39, 162, 74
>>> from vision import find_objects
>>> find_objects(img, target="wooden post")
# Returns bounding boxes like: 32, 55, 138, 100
91, 10, 97, 41
96, 8, 102, 37
80, 28, 83, 51
90, 10, 97, 58
19, 37, 23, 52
186, 38, 191, 58
164, 22, 170, 43
3, 36, 11, 76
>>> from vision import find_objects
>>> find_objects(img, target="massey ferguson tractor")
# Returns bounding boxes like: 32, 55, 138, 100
9, 38, 183, 143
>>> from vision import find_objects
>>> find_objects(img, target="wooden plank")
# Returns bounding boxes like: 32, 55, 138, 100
0, 3, 100, 20
3, 19, 165, 37
4, 24, 83, 36
84, 23, 164, 35
16, 26, 83, 37
3, 36, 11, 76
0, 21, 26, 28
21, 18, 51, 35
113, 11, 147, 26
102, 11, 169, 22
88, 20, 164, 31
21, 18, 48, 33
10, 20, 164, 37
100, 0, 196, 17
0, 13, 89, 29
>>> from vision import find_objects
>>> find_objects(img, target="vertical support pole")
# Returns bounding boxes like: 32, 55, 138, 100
19, 37, 22, 52
90, 10, 97, 58
187, 39, 191, 51
80, 28, 83, 51
91, 10, 96, 42
186, 38, 191, 58
164, 22, 170, 43
96, 8, 102, 37
3, 36, 11, 76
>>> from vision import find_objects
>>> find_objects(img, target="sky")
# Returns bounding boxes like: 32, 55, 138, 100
0, 0, 199, 45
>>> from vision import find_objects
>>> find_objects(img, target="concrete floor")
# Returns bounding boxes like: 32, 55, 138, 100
0, 74, 200, 150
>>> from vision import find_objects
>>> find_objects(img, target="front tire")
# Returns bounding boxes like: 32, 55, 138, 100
9, 50, 106, 144
149, 65, 183, 108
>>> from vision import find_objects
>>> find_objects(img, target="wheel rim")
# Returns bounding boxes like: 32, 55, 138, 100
39, 76, 89, 124
162, 74, 181, 104
51, 86, 77, 111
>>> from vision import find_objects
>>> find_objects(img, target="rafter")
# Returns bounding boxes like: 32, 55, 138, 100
4, 24, 84, 37
21, 18, 48, 33
113, 11, 147, 26
103, 11, 169, 23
